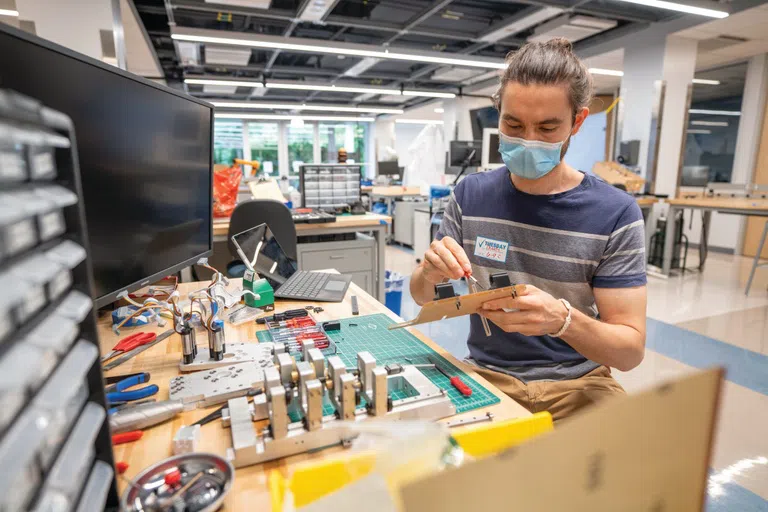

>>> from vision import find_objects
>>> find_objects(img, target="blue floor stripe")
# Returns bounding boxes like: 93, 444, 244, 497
646, 319, 768, 396
707, 480, 768, 511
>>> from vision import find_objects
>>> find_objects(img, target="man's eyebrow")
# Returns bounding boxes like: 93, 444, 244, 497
501, 113, 522, 123
538, 117, 564, 124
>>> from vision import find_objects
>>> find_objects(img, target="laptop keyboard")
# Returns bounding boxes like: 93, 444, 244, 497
279, 271, 331, 299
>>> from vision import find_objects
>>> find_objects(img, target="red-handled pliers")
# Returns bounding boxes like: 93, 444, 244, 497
101, 332, 157, 362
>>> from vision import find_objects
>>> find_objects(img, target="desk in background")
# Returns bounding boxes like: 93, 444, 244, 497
660, 196, 768, 276
213, 213, 391, 301
102, 278, 531, 509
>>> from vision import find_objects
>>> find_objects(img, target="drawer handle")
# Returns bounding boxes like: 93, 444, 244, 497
329, 255, 345, 260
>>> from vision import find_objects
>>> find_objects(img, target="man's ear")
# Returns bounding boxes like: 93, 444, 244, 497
571, 107, 590, 136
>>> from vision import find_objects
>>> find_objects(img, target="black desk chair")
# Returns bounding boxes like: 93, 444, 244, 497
226, 199, 296, 277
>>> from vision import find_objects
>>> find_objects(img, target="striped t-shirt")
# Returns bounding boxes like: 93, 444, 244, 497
436, 168, 646, 382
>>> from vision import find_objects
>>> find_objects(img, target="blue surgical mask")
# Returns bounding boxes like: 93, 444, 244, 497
498, 132, 565, 180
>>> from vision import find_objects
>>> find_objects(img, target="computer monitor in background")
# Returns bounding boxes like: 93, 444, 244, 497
470, 106, 499, 140
377, 161, 400, 177
482, 128, 504, 168
0, 25, 214, 307
448, 140, 482, 170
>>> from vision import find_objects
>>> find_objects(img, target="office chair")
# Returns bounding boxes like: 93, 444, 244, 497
226, 199, 296, 278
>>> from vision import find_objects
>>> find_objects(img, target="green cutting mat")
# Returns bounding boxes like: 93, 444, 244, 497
256, 314, 500, 415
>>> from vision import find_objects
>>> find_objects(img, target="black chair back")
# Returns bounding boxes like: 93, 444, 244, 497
226, 199, 297, 261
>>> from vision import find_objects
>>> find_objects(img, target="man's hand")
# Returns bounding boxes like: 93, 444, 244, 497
478, 285, 568, 336
420, 236, 472, 285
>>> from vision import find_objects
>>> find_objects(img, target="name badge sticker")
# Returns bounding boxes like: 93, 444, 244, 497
474, 236, 508, 263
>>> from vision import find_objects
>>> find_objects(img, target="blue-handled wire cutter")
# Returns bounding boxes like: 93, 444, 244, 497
105, 372, 158, 405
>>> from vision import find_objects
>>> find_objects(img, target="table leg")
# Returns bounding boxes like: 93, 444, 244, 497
374, 225, 386, 302
642, 206, 653, 259
700, 210, 712, 271
661, 206, 677, 276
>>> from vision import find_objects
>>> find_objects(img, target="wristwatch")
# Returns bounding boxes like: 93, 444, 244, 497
550, 299, 572, 338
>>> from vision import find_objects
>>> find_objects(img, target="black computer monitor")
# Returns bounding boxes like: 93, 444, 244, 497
0, 25, 214, 307
449, 140, 482, 168
377, 161, 400, 177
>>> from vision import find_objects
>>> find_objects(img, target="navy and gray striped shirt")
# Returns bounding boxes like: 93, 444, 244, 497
436, 168, 646, 382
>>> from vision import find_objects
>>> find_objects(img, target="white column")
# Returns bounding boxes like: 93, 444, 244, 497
655, 36, 698, 196
241, 121, 252, 176
312, 122, 321, 163
278, 121, 289, 177
16, 0, 115, 60
373, 119, 396, 175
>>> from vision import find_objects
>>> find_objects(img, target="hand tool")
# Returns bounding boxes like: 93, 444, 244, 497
467, 274, 492, 337
192, 388, 264, 427
102, 329, 174, 371
101, 332, 156, 362
105, 372, 151, 385
109, 399, 184, 433
428, 356, 473, 397
351, 295, 359, 315
110, 398, 157, 411
256, 308, 308, 324
112, 430, 143, 445
105, 372, 158, 404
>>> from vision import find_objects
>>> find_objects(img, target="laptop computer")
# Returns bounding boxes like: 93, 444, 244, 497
231, 223, 352, 302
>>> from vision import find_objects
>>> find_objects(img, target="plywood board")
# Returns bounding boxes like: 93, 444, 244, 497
388, 284, 526, 330
401, 367, 724, 512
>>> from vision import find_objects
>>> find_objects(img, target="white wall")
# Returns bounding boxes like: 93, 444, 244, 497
17, 0, 115, 60
394, 123, 426, 170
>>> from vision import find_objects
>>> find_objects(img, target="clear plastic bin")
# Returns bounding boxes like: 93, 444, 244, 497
303, 181, 319, 190
0, 271, 20, 342
34, 340, 96, 468
0, 192, 38, 258
46, 402, 105, 501
28, 146, 57, 180
10, 253, 66, 302
74, 460, 113, 512
0, 343, 53, 432
54, 290, 92, 323
0, 409, 49, 511
31, 489, 70, 512
26, 313, 79, 355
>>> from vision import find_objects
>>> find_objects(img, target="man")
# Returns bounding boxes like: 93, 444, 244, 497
410, 38, 647, 421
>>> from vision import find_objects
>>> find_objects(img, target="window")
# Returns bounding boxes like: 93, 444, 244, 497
286, 122, 315, 176
248, 122, 279, 177
213, 120, 243, 165
681, 62, 747, 186
319, 122, 368, 164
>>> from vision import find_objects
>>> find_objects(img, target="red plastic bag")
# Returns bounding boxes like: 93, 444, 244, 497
213, 165, 242, 218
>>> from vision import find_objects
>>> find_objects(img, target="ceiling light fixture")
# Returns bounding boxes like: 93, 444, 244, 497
692, 78, 721, 85
612, 0, 728, 18
171, 28, 507, 70
434, 108, 445, 113
211, 101, 403, 114
265, 82, 400, 95
395, 119, 444, 125
185, 78, 263, 88
691, 120, 728, 127
215, 113, 375, 122
0, 9, 19, 16
689, 109, 741, 116
588, 68, 624, 76
687, 129, 712, 134
402, 90, 456, 99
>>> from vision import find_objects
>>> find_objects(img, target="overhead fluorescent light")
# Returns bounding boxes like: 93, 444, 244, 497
211, 101, 403, 114
589, 68, 624, 76
528, 14, 617, 44
689, 109, 741, 116
171, 28, 507, 70
395, 119, 444, 125
298, 0, 337, 22
402, 90, 456, 99
691, 120, 728, 127
185, 78, 264, 88
687, 129, 712, 134
215, 113, 375, 122
265, 82, 400, 95
342, 57, 381, 77
612, 0, 728, 18
692, 78, 720, 85
434, 107, 444, 113
479, 6, 563, 43
0, 9, 20, 17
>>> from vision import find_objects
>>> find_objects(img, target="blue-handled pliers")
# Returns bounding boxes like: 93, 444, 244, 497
105, 372, 158, 405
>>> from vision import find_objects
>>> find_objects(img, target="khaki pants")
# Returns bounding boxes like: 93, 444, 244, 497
474, 365, 626, 422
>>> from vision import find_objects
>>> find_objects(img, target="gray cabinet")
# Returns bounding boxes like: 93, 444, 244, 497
394, 200, 425, 247
297, 235, 376, 295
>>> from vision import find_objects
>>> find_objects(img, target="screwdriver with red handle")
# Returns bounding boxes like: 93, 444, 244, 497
428, 356, 472, 397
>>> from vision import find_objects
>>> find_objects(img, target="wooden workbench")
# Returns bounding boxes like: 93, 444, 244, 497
635, 196, 659, 208
659, 196, 768, 276
100, 279, 530, 509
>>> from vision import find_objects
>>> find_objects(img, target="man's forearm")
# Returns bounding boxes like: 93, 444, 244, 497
410, 265, 441, 306
560, 309, 645, 372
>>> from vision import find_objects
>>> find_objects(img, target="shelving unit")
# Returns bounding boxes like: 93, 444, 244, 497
0, 90, 117, 510
300, 163, 362, 210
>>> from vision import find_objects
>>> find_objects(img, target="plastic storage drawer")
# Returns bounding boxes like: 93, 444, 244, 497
0, 410, 50, 511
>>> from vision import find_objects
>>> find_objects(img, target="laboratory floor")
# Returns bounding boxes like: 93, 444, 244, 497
384, 245, 768, 511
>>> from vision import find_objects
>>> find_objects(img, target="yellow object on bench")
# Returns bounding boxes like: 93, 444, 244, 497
269, 412, 553, 510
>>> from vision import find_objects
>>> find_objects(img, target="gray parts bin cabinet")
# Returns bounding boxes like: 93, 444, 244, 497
0, 89, 118, 510
297, 235, 375, 295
